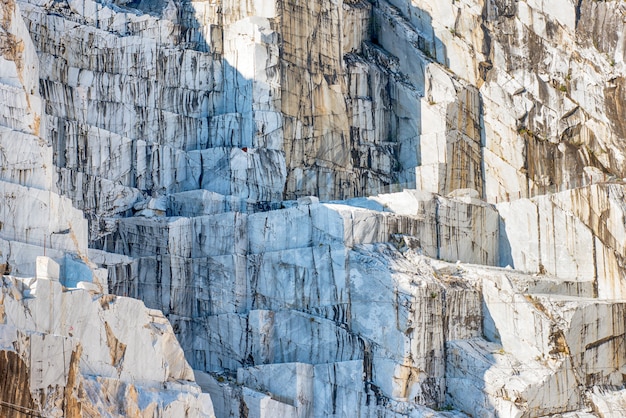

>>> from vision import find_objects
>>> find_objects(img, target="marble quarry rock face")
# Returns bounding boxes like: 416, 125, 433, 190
0, 266, 215, 417
2, 0, 626, 416
0, 0, 212, 415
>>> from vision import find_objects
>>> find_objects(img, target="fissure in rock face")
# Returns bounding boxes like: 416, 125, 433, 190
2, 0, 626, 416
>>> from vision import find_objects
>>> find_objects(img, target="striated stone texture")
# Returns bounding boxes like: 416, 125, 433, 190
17, 0, 498, 232
0, 0, 90, 276
15, 0, 626, 201
92, 186, 626, 417
388, 0, 626, 202
16, 0, 343, 235
4, 0, 626, 417
0, 0, 215, 416
89, 189, 498, 416
21, 0, 626, 241
498, 183, 626, 299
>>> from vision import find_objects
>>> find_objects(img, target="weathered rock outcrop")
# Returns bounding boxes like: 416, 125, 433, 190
94, 190, 498, 411
0, 264, 214, 417
3, 0, 626, 417
0, 0, 214, 415
387, 0, 626, 201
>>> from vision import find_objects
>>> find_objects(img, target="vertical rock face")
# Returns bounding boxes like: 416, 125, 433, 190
0, 351, 38, 418
0, 0, 88, 274
0, 0, 40, 137
0, 0, 213, 416
12, 0, 626, 208
3, 0, 626, 417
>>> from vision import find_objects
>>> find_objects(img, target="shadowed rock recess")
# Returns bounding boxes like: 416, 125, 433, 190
2, 0, 626, 416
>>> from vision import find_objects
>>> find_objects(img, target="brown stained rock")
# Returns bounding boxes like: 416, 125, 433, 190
0, 350, 39, 418
0, 263, 9, 276
549, 328, 571, 357
440, 85, 483, 196
62, 345, 84, 418
0, 292, 4, 324
445, 137, 483, 195
104, 322, 126, 371
522, 130, 608, 194
99, 294, 116, 310
280, 0, 358, 200
0, 0, 15, 30
577, 1, 623, 54
123, 384, 143, 417
0, 0, 25, 84
604, 77, 626, 145
0, 32, 24, 67
565, 185, 622, 253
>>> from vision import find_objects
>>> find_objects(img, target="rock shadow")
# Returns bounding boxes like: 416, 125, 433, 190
368, 0, 447, 191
